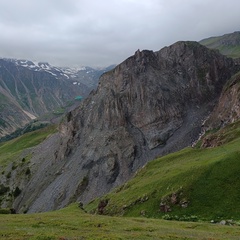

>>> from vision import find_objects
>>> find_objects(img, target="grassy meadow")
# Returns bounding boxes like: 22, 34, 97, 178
0, 125, 57, 167
1, 203, 240, 240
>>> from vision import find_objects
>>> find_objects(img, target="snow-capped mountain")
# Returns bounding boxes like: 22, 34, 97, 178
0, 57, 114, 137
2, 58, 115, 89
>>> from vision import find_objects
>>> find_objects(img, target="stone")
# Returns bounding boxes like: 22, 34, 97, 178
140, 210, 146, 216
170, 193, 178, 205
97, 199, 108, 215
180, 201, 189, 208
220, 220, 226, 225
160, 202, 171, 213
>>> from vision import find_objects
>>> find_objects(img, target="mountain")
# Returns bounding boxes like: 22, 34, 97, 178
0, 58, 84, 137
4, 40, 239, 213
200, 31, 240, 58
69, 65, 116, 89
6, 59, 115, 90
0, 58, 114, 137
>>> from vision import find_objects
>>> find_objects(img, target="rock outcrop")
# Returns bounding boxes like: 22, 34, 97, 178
204, 71, 240, 129
12, 41, 240, 213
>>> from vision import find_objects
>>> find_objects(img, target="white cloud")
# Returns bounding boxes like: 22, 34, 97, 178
0, 0, 239, 67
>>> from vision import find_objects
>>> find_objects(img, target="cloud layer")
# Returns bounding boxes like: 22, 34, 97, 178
0, 0, 239, 67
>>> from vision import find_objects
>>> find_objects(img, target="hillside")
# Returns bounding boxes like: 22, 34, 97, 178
85, 120, 240, 222
200, 31, 240, 58
1, 40, 239, 213
1, 103, 240, 239
0, 124, 57, 213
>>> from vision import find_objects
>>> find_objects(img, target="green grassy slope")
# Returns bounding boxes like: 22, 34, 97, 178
0, 125, 57, 167
1, 203, 240, 240
1, 105, 240, 239
200, 31, 240, 58
86, 120, 240, 222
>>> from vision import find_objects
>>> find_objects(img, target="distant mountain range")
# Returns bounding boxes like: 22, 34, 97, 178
200, 31, 240, 58
4, 59, 115, 89
0, 58, 114, 137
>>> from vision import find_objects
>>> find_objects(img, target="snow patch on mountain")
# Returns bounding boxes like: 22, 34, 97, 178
2, 58, 88, 81
1, 58, 115, 90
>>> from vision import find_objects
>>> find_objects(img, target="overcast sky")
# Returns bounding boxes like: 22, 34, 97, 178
0, 0, 239, 67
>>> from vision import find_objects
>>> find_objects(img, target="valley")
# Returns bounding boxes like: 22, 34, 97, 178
0, 58, 114, 138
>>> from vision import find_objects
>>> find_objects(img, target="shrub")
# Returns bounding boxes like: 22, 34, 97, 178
13, 187, 21, 198
12, 163, 17, 170
162, 214, 198, 222
0, 208, 11, 214
0, 184, 9, 195
6, 171, 11, 179
25, 167, 31, 175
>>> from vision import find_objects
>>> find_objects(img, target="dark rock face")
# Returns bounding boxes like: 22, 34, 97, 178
14, 41, 239, 213
204, 71, 240, 129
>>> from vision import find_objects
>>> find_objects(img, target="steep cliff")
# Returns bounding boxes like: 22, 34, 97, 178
205, 71, 240, 129
12, 41, 239, 213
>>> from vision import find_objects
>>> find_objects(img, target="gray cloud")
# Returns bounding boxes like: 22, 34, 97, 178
0, 0, 239, 67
